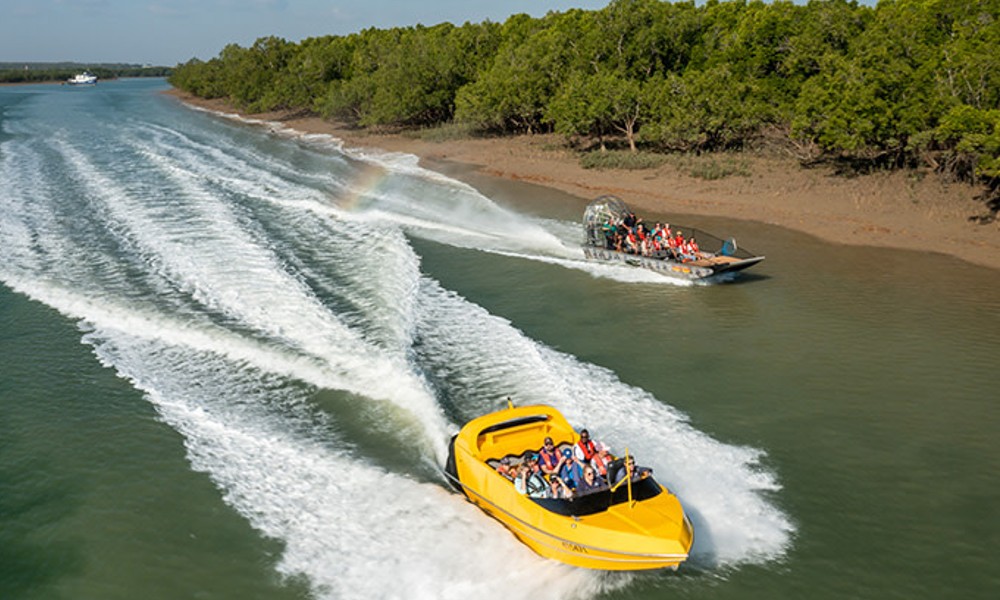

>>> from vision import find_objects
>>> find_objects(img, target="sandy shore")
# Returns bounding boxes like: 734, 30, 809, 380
167, 90, 1000, 271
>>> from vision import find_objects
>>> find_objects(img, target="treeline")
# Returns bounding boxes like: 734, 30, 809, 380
0, 63, 172, 84
169, 0, 1000, 206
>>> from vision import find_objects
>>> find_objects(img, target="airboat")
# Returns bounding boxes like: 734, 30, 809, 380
583, 195, 764, 281
444, 402, 694, 570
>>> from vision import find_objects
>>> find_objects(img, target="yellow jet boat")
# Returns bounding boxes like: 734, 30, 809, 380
444, 403, 694, 570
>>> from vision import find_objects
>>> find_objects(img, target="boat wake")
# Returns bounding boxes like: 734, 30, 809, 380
0, 93, 793, 598
202, 108, 704, 288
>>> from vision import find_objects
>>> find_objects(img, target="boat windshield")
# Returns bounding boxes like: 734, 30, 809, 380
530, 476, 663, 517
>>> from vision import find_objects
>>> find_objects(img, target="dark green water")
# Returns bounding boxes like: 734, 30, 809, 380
1, 79, 998, 599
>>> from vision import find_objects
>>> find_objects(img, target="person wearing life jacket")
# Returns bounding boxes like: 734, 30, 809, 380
667, 231, 681, 259
681, 236, 702, 262
590, 442, 614, 481
636, 223, 648, 242
538, 437, 563, 476
573, 429, 598, 463
495, 456, 515, 480
680, 239, 694, 262
625, 231, 639, 254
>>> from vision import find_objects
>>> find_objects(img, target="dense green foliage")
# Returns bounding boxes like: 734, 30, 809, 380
0, 63, 172, 83
169, 0, 1000, 206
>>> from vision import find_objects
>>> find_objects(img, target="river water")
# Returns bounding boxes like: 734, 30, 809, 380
1, 79, 997, 600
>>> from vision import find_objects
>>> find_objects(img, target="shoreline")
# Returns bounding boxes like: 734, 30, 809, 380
166, 90, 1000, 272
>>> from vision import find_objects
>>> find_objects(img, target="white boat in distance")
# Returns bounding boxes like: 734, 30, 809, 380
66, 72, 97, 85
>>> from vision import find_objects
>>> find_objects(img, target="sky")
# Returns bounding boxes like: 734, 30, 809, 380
0, 0, 614, 66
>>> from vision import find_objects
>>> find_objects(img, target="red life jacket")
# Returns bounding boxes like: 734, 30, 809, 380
576, 439, 597, 462
592, 454, 612, 476
539, 448, 559, 471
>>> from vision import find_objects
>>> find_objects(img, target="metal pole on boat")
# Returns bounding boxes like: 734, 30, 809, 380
625, 447, 633, 508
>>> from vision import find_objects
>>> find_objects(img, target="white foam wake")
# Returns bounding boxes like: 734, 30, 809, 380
4, 133, 451, 460
189, 104, 700, 286
65, 309, 604, 599
412, 280, 795, 568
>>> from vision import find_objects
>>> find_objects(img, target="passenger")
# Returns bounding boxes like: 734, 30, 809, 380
590, 442, 614, 481
625, 230, 639, 254
673, 230, 685, 251
548, 475, 573, 499
680, 239, 692, 261
538, 437, 562, 476
667, 231, 681, 259
640, 236, 652, 257
576, 466, 605, 495
512, 464, 528, 494
573, 429, 598, 463
525, 453, 549, 490
602, 219, 618, 249
558, 449, 584, 489
515, 461, 549, 497
610, 455, 637, 486
688, 236, 700, 258
616, 222, 630, 252
496, 456, 515, 480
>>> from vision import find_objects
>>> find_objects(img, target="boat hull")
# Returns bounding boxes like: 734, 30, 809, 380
583, 246, 764, 281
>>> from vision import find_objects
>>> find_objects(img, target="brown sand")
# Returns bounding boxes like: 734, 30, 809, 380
167, 91, 1000, 271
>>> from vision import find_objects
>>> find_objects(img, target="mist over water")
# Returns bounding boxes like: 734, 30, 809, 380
2, 80, 794, 599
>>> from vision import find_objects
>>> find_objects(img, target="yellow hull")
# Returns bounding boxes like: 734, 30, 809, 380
445, 404, 694, 571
